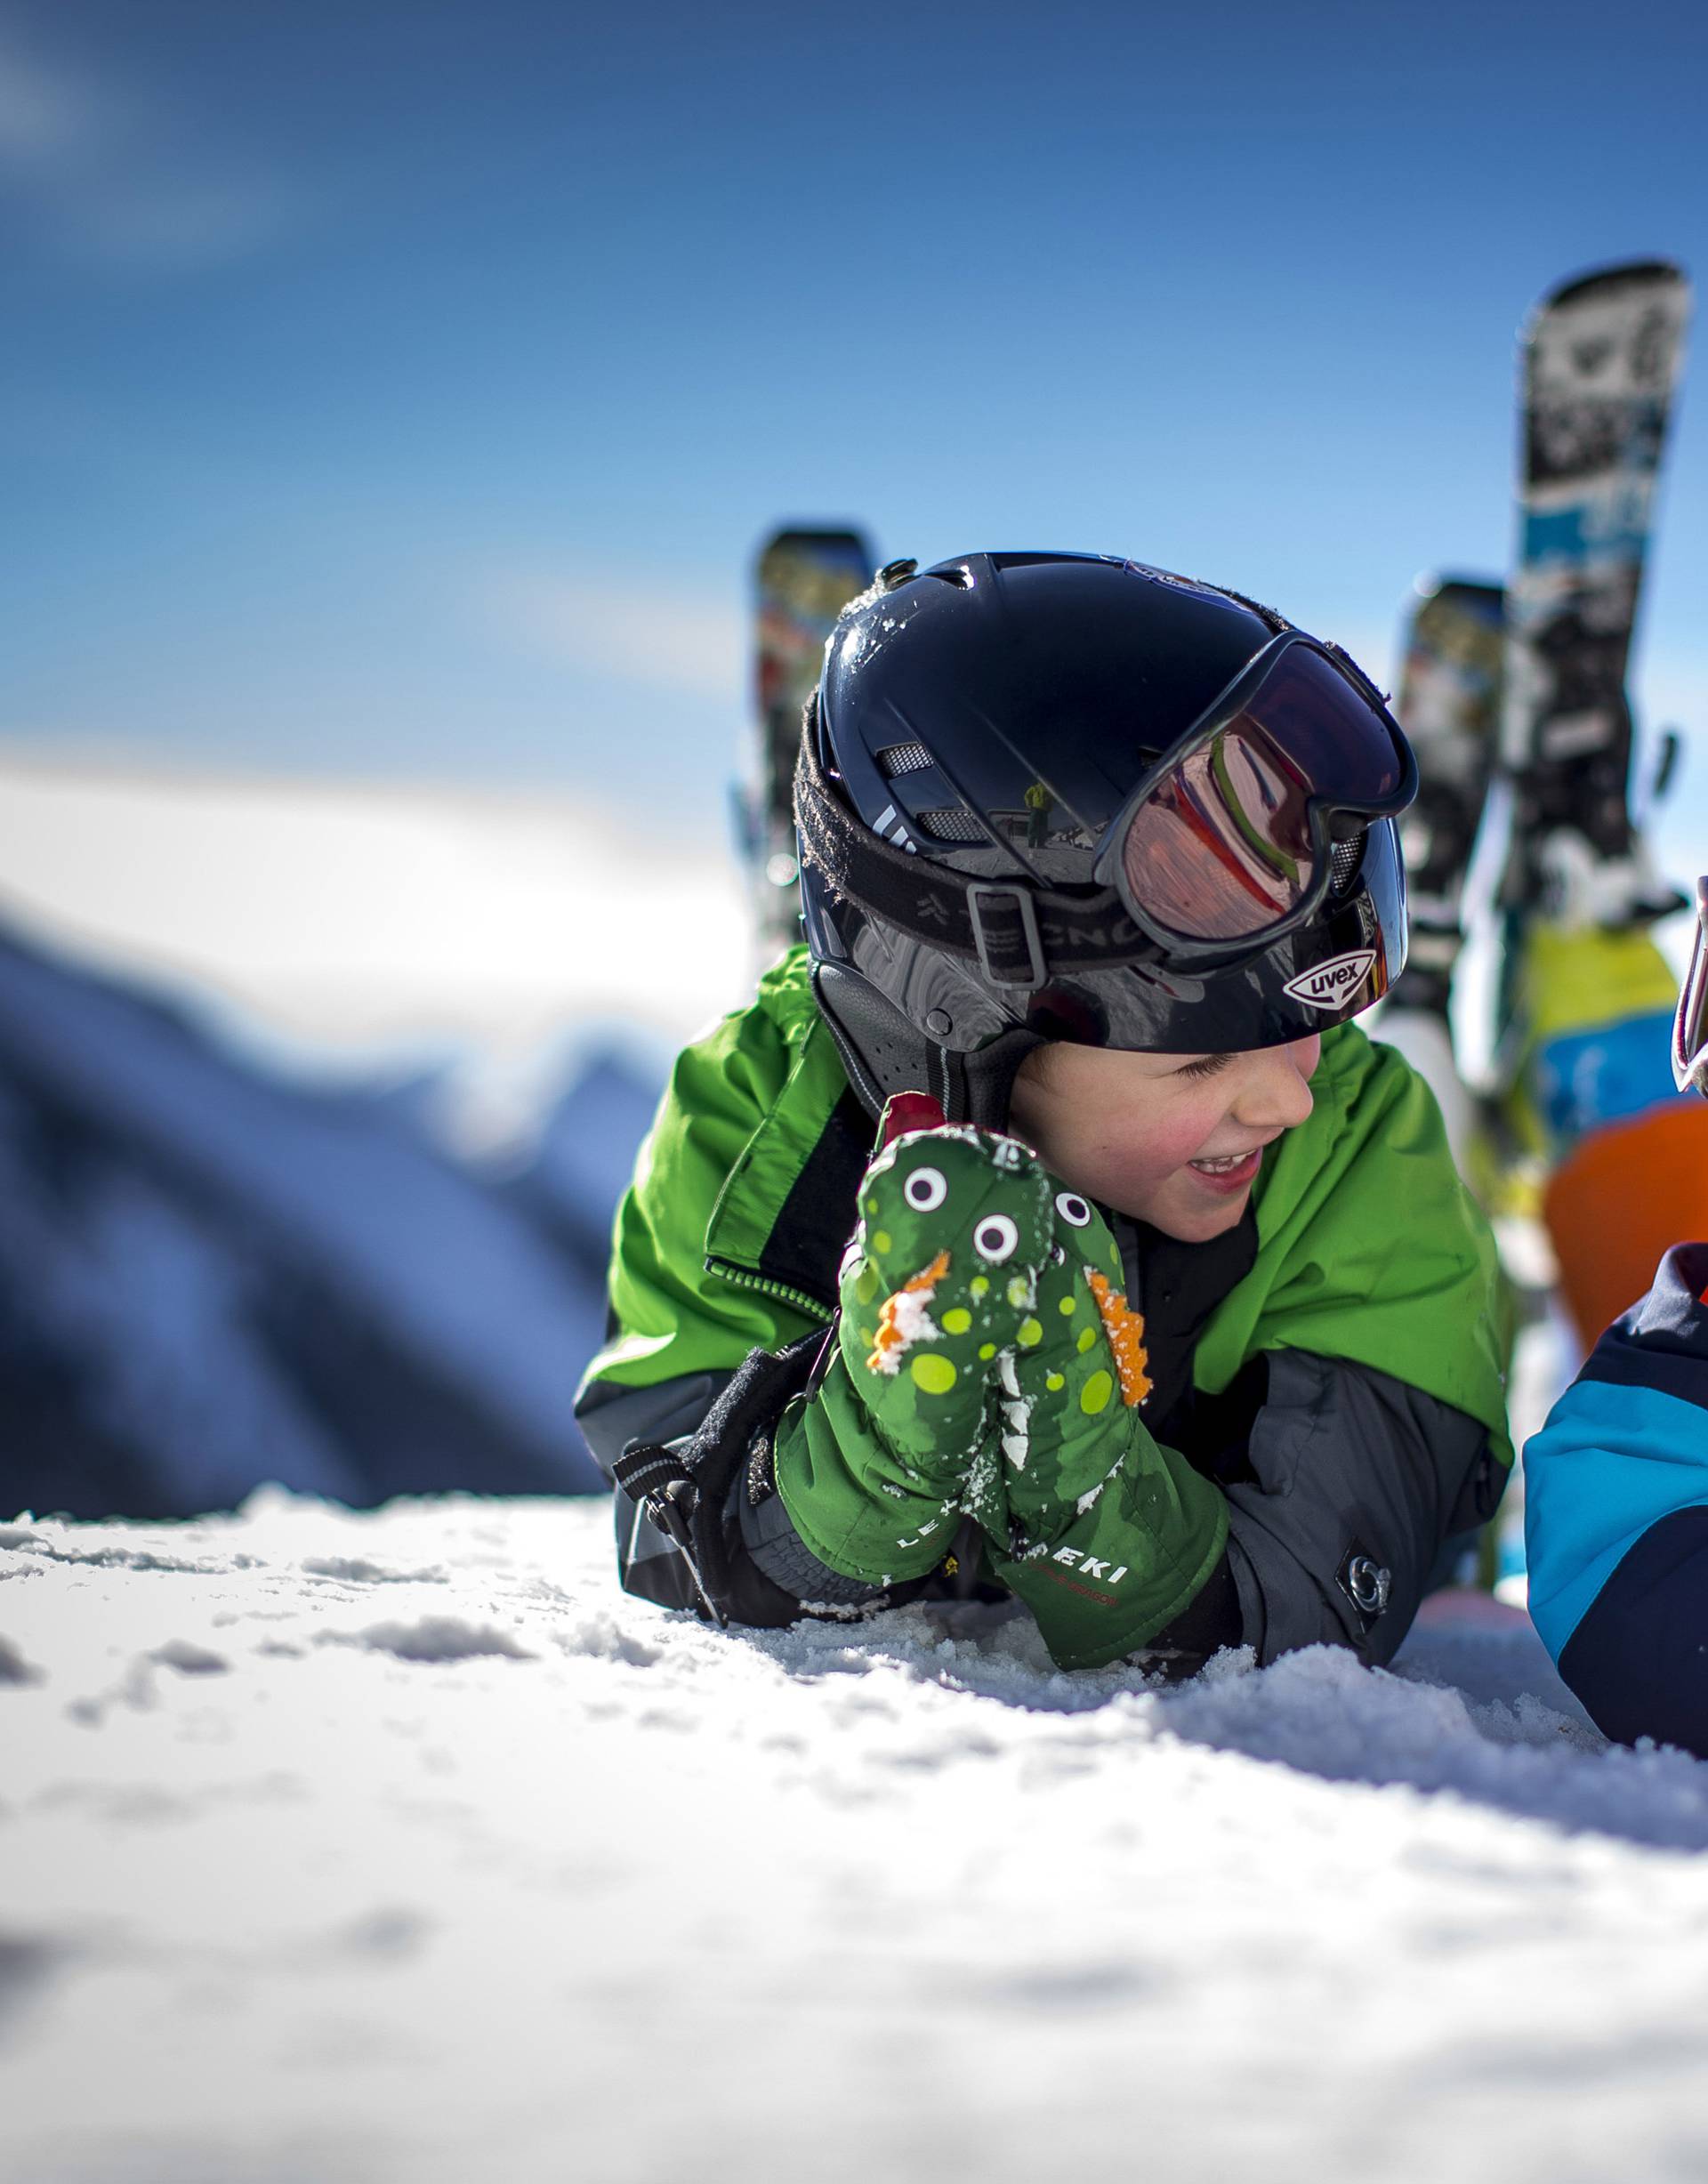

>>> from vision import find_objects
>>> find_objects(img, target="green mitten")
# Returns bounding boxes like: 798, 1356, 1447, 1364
773, 1119, 1052, 1584
994, 1186, 1152, 1538
986, 1181, 1228, 1669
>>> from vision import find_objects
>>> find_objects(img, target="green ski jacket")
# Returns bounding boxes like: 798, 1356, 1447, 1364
580, 948, 1512, 1664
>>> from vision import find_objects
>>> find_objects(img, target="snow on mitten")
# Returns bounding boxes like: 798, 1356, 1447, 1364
982, 1185, 1149, 1528
772, 1113, 1052, 1586
985, 1180, 1228, 1671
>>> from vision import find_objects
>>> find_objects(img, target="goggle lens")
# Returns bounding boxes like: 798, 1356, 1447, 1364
1116, 644, 1406, 945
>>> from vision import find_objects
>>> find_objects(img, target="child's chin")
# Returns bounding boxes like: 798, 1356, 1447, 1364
1150, 1182, 1252, 1244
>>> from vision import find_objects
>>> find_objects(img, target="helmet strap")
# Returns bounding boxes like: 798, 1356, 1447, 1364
811, 963, 1043, 1132
944, 1026, 1047, 1130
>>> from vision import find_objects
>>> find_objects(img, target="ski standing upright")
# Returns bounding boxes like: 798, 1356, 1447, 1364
745, 527, 875, 963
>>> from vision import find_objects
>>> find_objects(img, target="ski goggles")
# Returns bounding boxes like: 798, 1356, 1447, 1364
1672, 874, 1708, 1097
1091, 633, 1417, 955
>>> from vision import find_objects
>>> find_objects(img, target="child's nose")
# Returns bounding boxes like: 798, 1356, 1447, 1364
1237, 1036, 1319, 1131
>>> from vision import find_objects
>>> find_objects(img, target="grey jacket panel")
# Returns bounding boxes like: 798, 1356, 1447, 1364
576, 1369, 736, 1481
1222, 1350, 1502, 1668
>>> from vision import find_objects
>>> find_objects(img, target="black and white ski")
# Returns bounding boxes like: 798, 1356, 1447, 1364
1499, 259, 1690, 932
1391, 573, 1505, 1015
744, 526, 875, 962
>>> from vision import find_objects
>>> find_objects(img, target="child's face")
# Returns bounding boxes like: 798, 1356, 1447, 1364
1009, 1034, 1321, 1245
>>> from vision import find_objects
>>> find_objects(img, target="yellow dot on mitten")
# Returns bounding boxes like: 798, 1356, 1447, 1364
1017, 1317, 1043, 1347
910, 1353, 958, 1395
1045, 1371, 1065, 1391
1079, 1369, 1114, 1414
1076, 1326, 1097, 1353
971, 1276, 990, 1299
940, 1307, 971, 1334
979, 1342, 996, 1361
1006, 1276, 1030, 1308
1059, 1296, 1076, 1316
865, 1197, 879, 1216
854, 1265, 880, 1304
873, 1230, 892, 1255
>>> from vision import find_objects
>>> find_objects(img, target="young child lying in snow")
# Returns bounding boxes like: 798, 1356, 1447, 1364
576, 552, 1511, 1674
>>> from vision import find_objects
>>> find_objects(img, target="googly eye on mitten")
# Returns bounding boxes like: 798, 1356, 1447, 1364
771, 1112, 1055, 1584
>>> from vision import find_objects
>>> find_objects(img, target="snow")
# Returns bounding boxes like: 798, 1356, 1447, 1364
8, 1494, 1708, 2182
870, 1279, 941, 1372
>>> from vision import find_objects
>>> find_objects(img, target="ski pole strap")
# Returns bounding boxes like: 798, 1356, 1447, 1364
794, 725, 1151, 988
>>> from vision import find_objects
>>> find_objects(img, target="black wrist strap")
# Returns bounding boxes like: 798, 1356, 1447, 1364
612, 1328, 834, 1626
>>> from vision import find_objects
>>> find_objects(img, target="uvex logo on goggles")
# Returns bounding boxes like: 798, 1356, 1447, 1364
1093, 634, 1415, 957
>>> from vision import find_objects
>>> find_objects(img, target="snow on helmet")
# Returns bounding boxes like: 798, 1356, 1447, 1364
795, 551, 1415, 1124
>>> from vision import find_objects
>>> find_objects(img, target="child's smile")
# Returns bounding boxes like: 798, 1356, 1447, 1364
1008, 1035, 1321, 1243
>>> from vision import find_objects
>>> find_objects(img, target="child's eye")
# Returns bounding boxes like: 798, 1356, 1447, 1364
1175, 1053, 1231, 1081
903, 1166, 947, 1211
972, 1213, 1019, 1263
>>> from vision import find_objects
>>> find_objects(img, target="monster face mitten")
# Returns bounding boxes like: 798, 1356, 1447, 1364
773, 1119, 1053, 1584
774, 1109, 1227, 1665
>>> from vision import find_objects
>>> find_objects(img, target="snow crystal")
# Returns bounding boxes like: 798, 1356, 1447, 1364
997, 1350, 1031, 1471
317, 1615, 534, 1664
147, 1637, 228, 1675
882, 1283, 939, 1356
300, 1554, 450, 1586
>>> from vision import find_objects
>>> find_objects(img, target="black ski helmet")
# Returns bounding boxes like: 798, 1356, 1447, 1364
795, 551, 1414, 1125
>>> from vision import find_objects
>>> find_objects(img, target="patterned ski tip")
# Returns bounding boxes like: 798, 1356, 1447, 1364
1535, 259, 1687, 317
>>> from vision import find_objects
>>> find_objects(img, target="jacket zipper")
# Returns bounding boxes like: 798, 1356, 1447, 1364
704, 1256, 834, 1324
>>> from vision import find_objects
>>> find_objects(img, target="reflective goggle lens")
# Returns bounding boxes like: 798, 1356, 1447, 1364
1118, 644, 1406, 944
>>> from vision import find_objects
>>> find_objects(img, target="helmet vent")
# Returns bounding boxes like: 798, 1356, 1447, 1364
918, 807, 987, 843
1329, 836, 1365, 896
877, 741, 935, 779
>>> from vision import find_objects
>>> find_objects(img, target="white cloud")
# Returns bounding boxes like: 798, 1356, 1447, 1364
0, 751, 750, 1058
476, 565, 745, 703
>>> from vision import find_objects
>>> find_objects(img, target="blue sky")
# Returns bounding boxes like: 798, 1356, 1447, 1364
4, 0, 1707, 849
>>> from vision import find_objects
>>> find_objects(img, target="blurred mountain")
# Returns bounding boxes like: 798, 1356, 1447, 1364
0, 921, 661, 1519
501, 1052, 663, 1266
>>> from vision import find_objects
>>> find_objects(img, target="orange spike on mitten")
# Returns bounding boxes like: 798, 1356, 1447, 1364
1087, 1269, 1152, 1406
